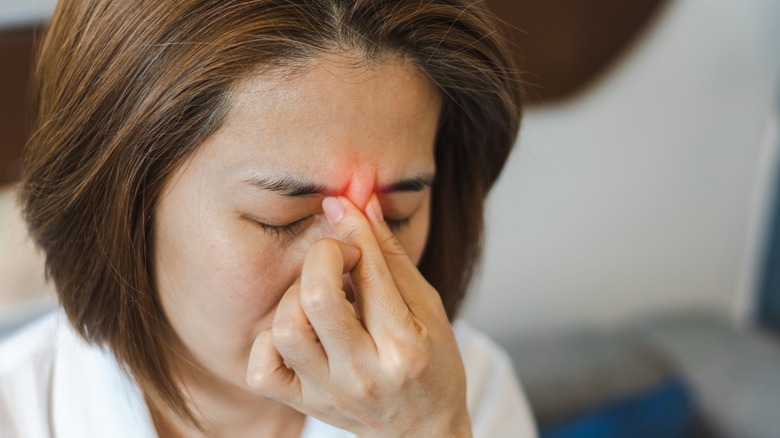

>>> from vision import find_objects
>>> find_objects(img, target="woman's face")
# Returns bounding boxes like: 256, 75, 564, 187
152, 55, 441, 391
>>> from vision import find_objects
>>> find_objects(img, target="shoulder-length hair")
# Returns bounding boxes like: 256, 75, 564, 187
21, 0, 522, 427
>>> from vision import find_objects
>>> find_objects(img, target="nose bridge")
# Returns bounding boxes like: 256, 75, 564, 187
341, 172, 375, 210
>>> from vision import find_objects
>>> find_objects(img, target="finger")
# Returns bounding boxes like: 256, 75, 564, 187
272, 282, 328, 382
300, 238, 374, 359
246, 329, 301, 405
322, 196, 414, 338
364, 194, 444, 317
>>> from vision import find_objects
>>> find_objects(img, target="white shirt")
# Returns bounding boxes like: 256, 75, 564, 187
0, 310, 537, 437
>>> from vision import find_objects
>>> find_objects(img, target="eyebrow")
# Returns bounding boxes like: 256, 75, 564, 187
244, 173, 435, 197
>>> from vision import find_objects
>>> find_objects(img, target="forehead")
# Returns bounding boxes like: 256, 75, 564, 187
207, 54, 442, 188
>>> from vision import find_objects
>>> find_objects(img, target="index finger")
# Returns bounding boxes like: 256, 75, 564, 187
322, 196, 417, 339
363, 194, 446, 318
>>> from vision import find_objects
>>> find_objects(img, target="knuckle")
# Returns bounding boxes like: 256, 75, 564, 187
400, 355, 429, 384
300, 283, 332, 313
272, 321, 304, 349
247, 331, 284, 393
410, 315, 430, 338
282, 355, 310, 371
380, 232, 406, 257
400, 349, 429, 384
246, 367, 274, 391
343, 222, 370, 243
349, 263, 381, 287
351, 375, 381, 401
384, 338, 430, 387
246, 370, 287, 400
246, 362, 279, 395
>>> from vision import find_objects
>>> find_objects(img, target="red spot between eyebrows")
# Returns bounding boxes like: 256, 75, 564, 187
337, 178, 351, 197
339, 172, 377, 209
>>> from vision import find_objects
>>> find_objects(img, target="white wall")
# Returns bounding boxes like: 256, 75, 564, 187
463, 0, 780, 340
0, 0, 56, 29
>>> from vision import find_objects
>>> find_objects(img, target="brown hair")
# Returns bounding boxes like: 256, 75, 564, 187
20, 0, 522, 428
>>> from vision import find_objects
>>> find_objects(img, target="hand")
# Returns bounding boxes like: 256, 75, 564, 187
246, 194, 472, 437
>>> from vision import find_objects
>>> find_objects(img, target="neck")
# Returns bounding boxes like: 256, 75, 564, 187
147, 359, 306, 438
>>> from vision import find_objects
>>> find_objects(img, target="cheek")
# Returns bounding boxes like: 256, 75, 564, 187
396, 201, 431, 266
152, 210, 305, 341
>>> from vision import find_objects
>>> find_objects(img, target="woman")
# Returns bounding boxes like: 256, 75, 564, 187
0, 0, 535, 436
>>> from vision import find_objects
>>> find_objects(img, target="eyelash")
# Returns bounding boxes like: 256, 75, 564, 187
256, 217, 310, 238
256, 216, 412, 239
387, 217, 412, 231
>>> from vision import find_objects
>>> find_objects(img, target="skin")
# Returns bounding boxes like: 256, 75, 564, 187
153, 53, 470, 437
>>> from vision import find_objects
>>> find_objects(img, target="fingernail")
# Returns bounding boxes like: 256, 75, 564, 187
366, 194, 384, 222
323, 197, 345, 225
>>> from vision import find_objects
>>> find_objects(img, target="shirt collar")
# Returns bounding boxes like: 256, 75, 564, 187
49, 315, 353, 438
51, 314, 157, 438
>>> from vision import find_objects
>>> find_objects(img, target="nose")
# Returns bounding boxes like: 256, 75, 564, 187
340, 173, 376, 211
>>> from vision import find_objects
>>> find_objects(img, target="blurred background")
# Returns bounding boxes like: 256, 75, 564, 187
1, 0, 780, 437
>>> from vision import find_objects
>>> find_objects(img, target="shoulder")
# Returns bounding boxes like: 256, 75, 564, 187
0, 310, 64, 437
0, 310, 61, 373
452, 320, 538, 438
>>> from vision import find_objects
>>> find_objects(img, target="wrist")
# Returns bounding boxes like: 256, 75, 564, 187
359, 408, 472, 438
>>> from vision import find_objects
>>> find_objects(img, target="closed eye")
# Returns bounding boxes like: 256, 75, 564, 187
386, 217, 412, 231
252, 215, 312, 239
253, 215, 412, 239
